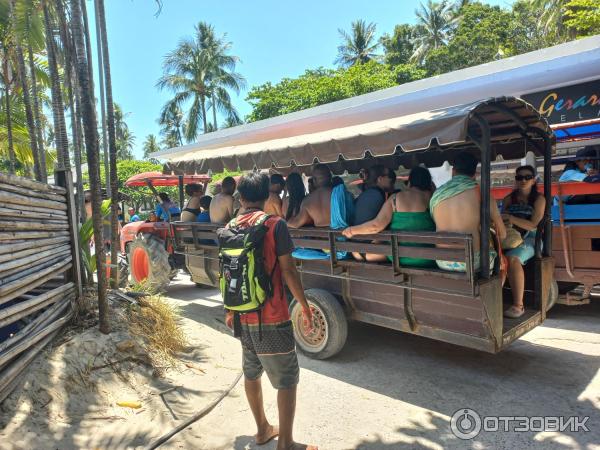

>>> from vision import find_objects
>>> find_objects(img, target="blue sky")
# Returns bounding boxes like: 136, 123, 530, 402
93, 0, 513, 158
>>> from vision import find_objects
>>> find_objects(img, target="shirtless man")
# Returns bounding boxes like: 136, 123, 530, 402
287, 164, 332, 228
264, 174, 285, 217
430, 152, 506, 272
209, 176, 236, 223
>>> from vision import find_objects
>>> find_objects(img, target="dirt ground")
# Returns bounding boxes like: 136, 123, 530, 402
1, 275, 599, 449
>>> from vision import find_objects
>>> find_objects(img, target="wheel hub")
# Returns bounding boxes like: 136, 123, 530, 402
293, 303, 328, 351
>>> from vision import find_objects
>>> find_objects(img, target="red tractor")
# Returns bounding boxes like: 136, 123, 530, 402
119, 171, 211, 289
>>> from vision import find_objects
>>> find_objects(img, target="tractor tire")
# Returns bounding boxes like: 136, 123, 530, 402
128, 233, 171, 291
289, 288, 348, 360
547, 279, 559, 311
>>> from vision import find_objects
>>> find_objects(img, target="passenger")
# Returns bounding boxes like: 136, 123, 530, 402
558, 146, 600, 204
117, 206, 124, 225
287, 164, 333, 228
155, 192, 181, 221
181, 183, 204, 222
353, 164, 396, 227
264, 174, 285, 217
209, 176, 236, 223
342, 167, 435, 266
430, 152, 506, 274
127, 207, 141, 222
282, 172, 306, 221
148, 211, 158, 222
502, 165, 546, 318
332, 176, 344, 187
197, 195, 212, 222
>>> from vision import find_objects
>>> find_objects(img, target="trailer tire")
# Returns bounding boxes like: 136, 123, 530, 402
289, 288, 347, 360
547, 279, 559, 311
128, 233, 171, 291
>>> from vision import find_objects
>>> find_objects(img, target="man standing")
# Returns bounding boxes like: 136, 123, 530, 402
210, 176, 237, 223
127, 207, 140, 222
225, 172, 317, 450
264, 173, 285, 217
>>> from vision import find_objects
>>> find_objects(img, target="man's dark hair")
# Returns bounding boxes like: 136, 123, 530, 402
270, 173, 285, 187
312, 163, 332, 188
453, 152, 479, 177
332, 176, 344, 187
409, 167, 433, 191
222, 176, 237, 195
158, 192, 171, 202
365, 164, 387, 187
237, 172, 270, 203
185, 183, 202, 196
199, 195, 212, 210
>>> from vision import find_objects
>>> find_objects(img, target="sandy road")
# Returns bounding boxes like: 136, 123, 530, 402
160, 276, 600, 450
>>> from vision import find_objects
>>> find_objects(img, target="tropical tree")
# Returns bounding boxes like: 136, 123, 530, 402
411, 0, 453, 64
380, 24, 415, 66
114, 103, 134, 159
563, 0, 600, 37
157, 21, 245, 142
531, 0, 571, 38
335, 20, 380, 67
142, 133, 160, 163
158, 99, 184, 148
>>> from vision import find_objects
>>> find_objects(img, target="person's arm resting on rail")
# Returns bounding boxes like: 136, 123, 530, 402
342, 199, 393, 238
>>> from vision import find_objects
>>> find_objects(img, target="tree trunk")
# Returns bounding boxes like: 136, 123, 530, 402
15, 46, 41, 180
28, 42, 47, 182
211, 92, 218, 131
70, 0, 109, 334
94, 0, 110, 196
200, 95, 208, 134
80, 0, 95, 96
43, 1, 70, 170
3, 56, 16, 174
71, 71, 86, 223
95, 0, 119, 288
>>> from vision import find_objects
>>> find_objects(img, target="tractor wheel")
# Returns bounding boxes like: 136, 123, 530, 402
128, 233, 171, 291
547, 279, 559, 311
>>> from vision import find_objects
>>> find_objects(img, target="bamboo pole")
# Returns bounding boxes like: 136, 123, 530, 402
0, 204, 68, 217
0, 237, 70, 256
1, 251, 72, 280
0, 284, 74, 326
0, 231, 70, 241
0, 172, 67, 195
0, 208, 69, 221
0, 310, 71, 382
0, 216, 68, 225
0, 247, 71, 276
0, 221, 69, 231
0, 182, 66, 202
0, 330, 60, 403
0, 296, 71, 356
0, 191, 67, 211
0, 260, 72, 304
0, 242, 70, 263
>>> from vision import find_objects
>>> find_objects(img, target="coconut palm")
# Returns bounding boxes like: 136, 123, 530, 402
142, 133, 160, 163
531, 0, 571, 38
157, 21, 245, 142
335, 20, 380, 67
411, 0, 453, 64
158, 99, 184, 147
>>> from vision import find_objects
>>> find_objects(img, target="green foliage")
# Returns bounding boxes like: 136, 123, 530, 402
142, 134, 161, 163
246, 61, 426, 122
380, 24, 415, 66
335, 20, 380, 67
80, 199, 111, 279
564, 0, 600, 37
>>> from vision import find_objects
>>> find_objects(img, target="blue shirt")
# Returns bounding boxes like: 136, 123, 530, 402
559, 169, 587, 183
155, 203, 181, 221
130, 214, 141, 222
197, 211, 210, 222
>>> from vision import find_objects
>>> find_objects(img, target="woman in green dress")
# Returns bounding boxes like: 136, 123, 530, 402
342, 167, 436, 267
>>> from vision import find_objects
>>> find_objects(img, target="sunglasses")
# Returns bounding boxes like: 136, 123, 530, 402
515, 174, 534, 181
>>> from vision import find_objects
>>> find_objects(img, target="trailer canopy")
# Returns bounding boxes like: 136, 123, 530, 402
164, 97, 553, 174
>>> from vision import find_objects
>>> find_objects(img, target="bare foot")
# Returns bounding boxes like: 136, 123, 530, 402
256, 424, 279, 445
279, 442, 318, 450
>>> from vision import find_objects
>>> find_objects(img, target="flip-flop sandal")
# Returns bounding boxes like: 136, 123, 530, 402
256, 426, 279, 446
504, 305, 525, 318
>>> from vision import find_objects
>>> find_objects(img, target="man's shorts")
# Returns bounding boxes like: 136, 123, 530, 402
240, 320, 299, 390
437, 250, 497, 275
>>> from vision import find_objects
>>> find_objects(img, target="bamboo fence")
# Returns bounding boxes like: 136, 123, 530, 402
0, 170, 82, 404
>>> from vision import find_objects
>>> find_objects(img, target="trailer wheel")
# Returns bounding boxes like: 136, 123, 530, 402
128, 233, 171, 291
289, 288, 348, 360
547, 279, 559, 311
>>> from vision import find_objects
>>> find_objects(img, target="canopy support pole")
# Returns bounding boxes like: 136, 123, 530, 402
472, 114, 491, 279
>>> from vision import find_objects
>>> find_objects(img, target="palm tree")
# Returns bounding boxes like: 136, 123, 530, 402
158, 99, 184, 147
70, 0, 109, 334
222, 115, 243, 129
334, 20, 380, 67
113, 103, 134, 159
157, 21, 245, 142
1, 48, 17, 174
142, 133, 160, 163
531, 0, 571, 38
411, 0, 453, 64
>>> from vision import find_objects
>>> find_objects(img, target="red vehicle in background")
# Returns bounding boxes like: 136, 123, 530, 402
119, 171, 211, 288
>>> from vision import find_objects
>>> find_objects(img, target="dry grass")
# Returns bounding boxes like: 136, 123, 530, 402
127, 294, 188, 372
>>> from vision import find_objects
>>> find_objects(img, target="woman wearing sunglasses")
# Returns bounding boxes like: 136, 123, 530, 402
501, 165, 546, 318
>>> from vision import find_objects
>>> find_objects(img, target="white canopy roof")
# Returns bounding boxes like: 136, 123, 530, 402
153, 35, 600, 163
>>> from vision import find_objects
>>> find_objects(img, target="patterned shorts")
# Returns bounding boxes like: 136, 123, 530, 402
437, 250, 497, 275
240, 320, 299, 390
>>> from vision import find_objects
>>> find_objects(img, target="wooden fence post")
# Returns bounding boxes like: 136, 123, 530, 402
55, 169, 83, 299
